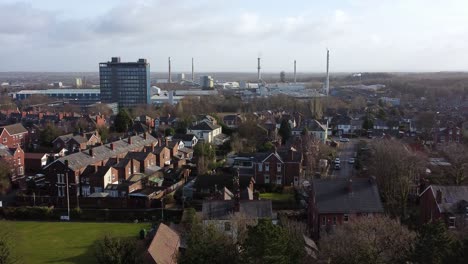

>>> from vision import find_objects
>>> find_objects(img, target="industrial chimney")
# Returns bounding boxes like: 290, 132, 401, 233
168, 57, 172, 83
191, 57, 194, 82
294, 60, 297, 83
326, 49, 330, 95
257, 57, 261, 82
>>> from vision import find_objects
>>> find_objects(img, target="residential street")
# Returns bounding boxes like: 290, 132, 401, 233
330, 138, 358, 178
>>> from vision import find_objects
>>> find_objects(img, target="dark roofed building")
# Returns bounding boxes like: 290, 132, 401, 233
202, 200, 273, 220
420, 185, 468, 230
308, 178, 384, 238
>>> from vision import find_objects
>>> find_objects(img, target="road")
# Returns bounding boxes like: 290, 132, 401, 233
330, 138, 358, 178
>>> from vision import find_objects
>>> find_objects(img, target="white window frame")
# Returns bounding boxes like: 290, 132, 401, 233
276, 175, 282, 185
265, 162, 269, 172
264, 175, 270, 184
277, 163, 281, 172
448, 217, 456, 229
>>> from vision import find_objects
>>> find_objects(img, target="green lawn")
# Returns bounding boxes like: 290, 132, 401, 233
0, 221, 150, 264
259, 192, 294, 201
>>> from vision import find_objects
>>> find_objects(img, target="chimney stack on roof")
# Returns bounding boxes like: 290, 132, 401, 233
128, 136, 132, 145
90, 148, 94, 157
110, 143, 114, 151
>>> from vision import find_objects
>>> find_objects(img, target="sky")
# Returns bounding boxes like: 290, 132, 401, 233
0, 0, 467, 72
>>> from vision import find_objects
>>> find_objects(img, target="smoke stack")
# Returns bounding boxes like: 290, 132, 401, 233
326, 49, 330, 95
257, 57, 261, 82
191, 57, 194, 82
168, 57, 172, 83
294, 60, 297, 83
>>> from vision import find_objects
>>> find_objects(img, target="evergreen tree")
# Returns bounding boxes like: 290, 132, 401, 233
114, 109, 133, 133
412, 221, 458, 264
278, 119, 292, 144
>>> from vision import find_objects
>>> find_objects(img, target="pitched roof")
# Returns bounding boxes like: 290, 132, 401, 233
45, 134, 158, 171
0, 123, 28, 135
313, 178, 384, 214
172, 134, 196, 141
147, 223, 180, 264
420, 185, 468, 214
189, 121, 220, 131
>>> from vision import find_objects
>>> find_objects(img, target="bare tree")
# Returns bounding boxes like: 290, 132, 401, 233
440, 143, 468, 185
320, 215, 416, 264
370, 140, 425, 218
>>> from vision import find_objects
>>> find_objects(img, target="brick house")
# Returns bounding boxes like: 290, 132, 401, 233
223, 114, 244, 128
0, 144, 25, 184
125, 151, 157, 173
420, 185, 468, 230
80, 165, 118, 196
307, 178, 384, 239
153, 146, 171, 168
24, 152, 49, 174
0, 123, 29, 148
433, 125, 461, 145
52, 131, 101, 152
42, 133, 158, 199
234, 148, 303, 186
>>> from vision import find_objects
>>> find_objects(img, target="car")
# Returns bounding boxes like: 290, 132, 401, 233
348, 158, 355, 164
340, 138, 350, 142
334, 164, 341, 170
334, 158, 340, 164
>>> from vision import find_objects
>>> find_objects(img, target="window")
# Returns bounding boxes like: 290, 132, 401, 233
2, 138, 6, 143
277, 163, 281, 172
449, 217, 456, 229
82, 186, 90, 197
18, 166, 24, 175
321, 216, 326, 226
258, 163, 262, 172
344, 214, 349, 223
57, 174, 65, 184
264, 175, 270, 184
57, 186, 65, 197
265, 163, 270, 172
224, 221, 232, 232
333, 216, 337, 225
276, 176, 282, 185
17, 157, 21, 165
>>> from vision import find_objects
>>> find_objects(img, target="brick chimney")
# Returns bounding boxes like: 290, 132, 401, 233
347, 178, 353, 193
165, 137, 169, 147
110, 143, 114, 151
90, 148, 94, 157
143, 132, 147, 140
436, 189, 442, 204
128, 136, 132, 145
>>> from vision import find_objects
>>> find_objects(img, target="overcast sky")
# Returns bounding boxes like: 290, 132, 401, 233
0, 0, 467, 72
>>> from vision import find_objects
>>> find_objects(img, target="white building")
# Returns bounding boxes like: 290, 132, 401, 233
188, 121, 222, 144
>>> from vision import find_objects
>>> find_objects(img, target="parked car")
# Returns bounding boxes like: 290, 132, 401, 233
340, 138, 350, 142
334, 158, 341, 164
348, 158, 355, 164
334, 164, 341, 170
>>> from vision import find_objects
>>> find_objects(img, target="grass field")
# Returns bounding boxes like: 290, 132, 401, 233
259, 192, 294, 201
0, 221, 151, 264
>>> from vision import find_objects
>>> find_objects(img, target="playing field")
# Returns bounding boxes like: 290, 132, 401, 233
0, 221, 150, 264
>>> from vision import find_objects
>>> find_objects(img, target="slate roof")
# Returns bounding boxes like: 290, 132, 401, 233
189, 121, 220, 131
125, 151, 152, 161
303, 119, 327, 131
147, 223, 180, 264
0, 123, 28, 135
313, 178, 384, 214
45, 134, 158, 171
421, 185, 468, 214
202, 200, 273, 220
172, 134, 196, 141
